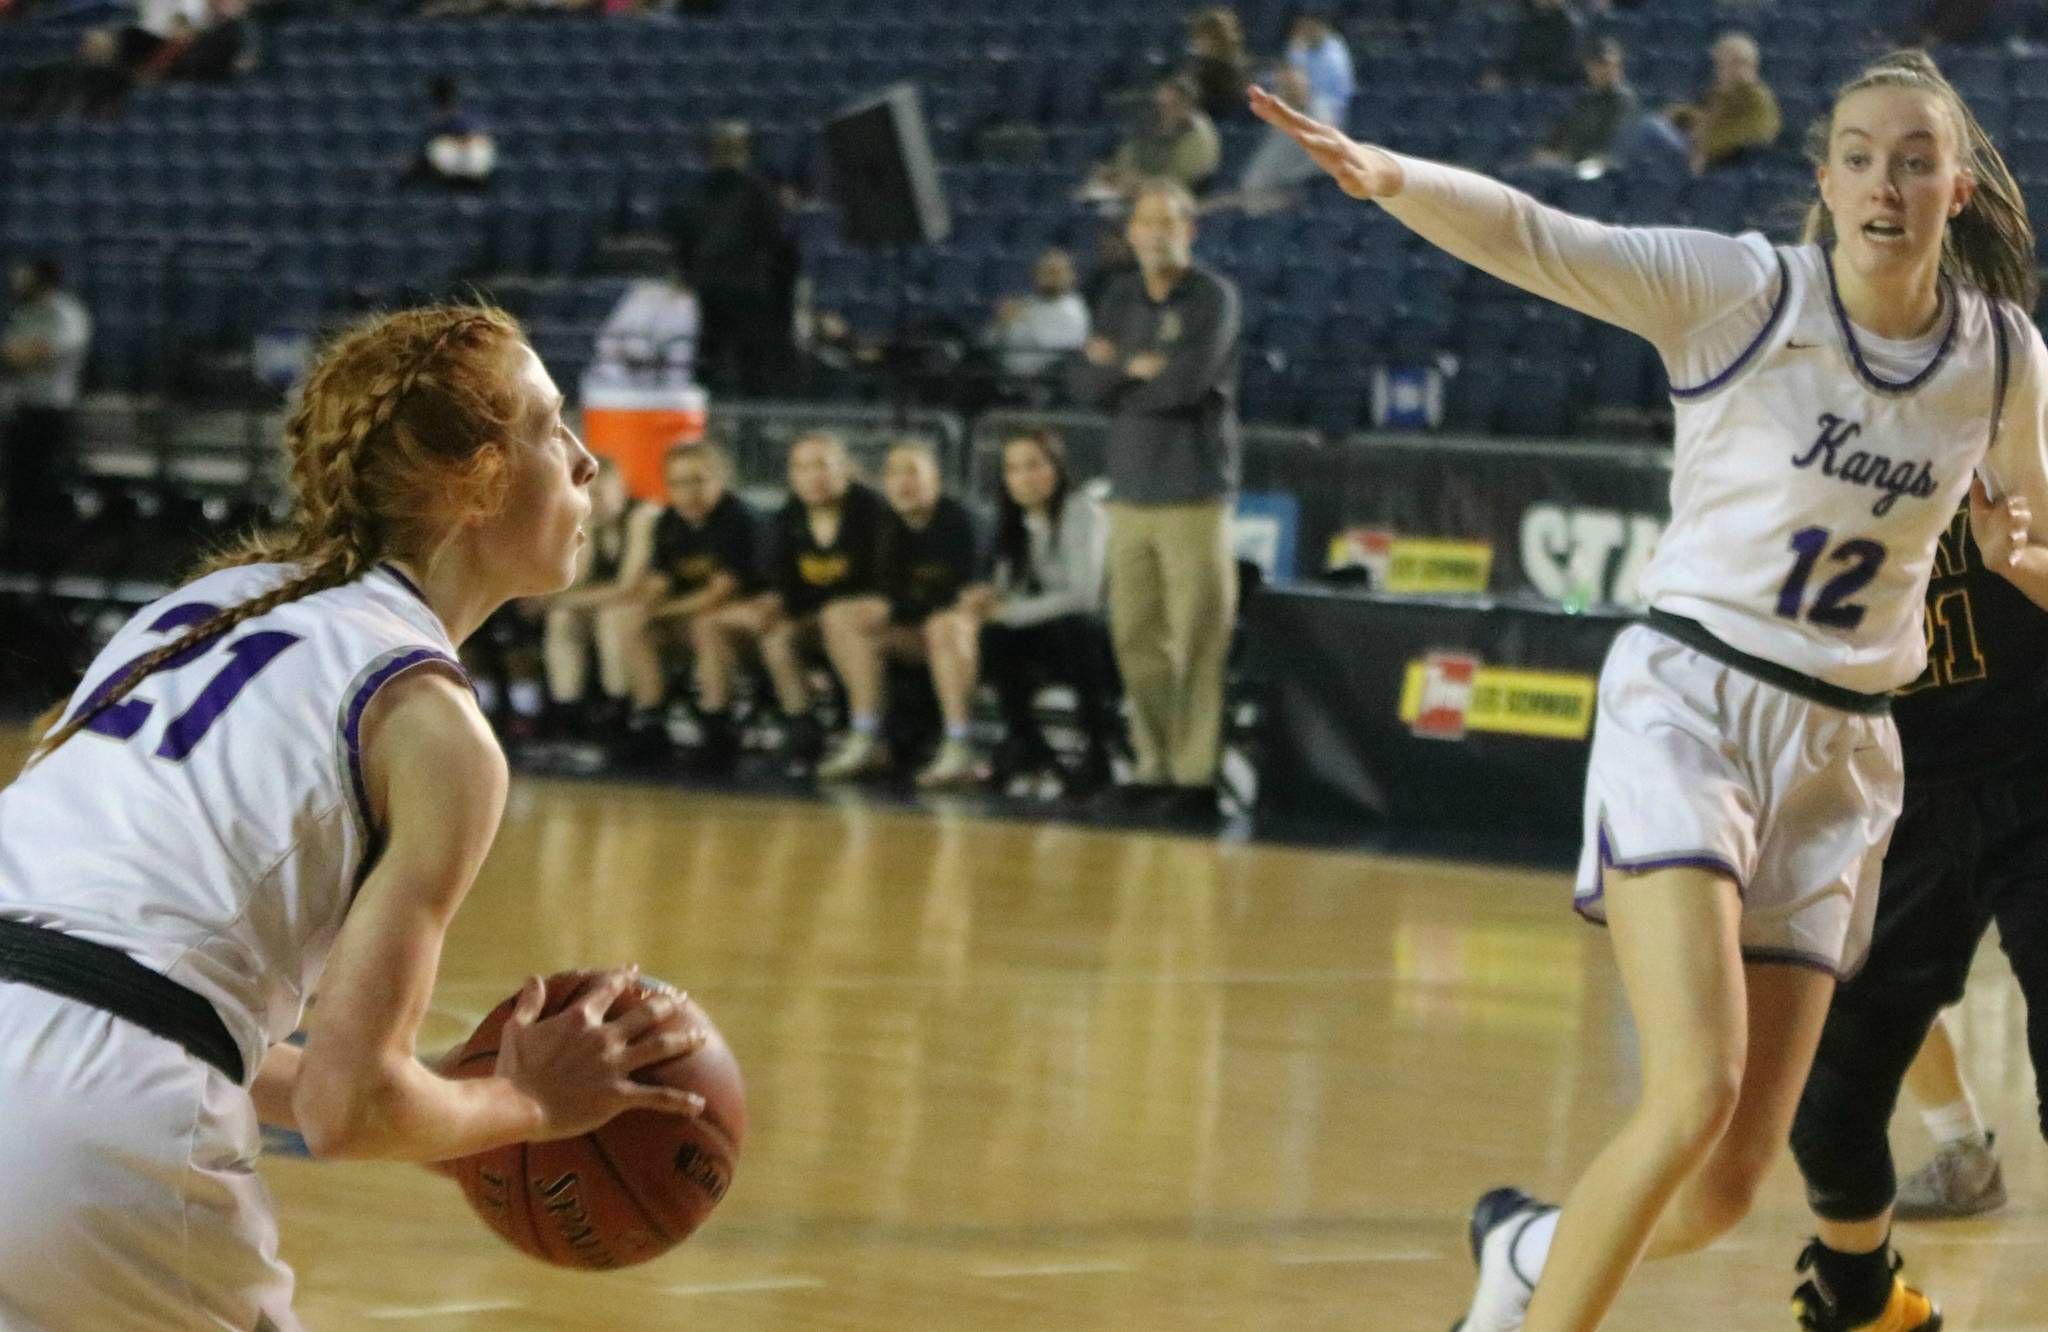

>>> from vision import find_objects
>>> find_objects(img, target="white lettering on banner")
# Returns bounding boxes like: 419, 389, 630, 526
1520, 506, 1663, 607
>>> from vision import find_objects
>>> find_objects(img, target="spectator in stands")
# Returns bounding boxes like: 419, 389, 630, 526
919, 430, 1113, 794
1085, 77, 1222, 199
694, 432, 887, 775
604, 441, 759, 769
984, 248, 1091, 385
11, 0, 221, 114
671, 120, 799, 396
1069, 181, 1241, 825
530, 457, 636, 744
1224, 64, 1322, 213
585, 250, 701, 390
1613, 102, 1700, 176
1685, 30, 1781, 172
814, 439, 979, 781
405, 76, 497, 190
1184, 7, 1251, 123
105, 0, 207, 71
1898, 0, 2016, 45
1533, 37, 1637, 167
147, 0, 250, 84
0, 259, 91, 568
1286, 9, 1356, 126
1484, 0, 1585, 88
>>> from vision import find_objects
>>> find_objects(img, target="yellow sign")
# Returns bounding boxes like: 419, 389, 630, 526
1398, 661, 1596, 740
1381, 539, 1494, 594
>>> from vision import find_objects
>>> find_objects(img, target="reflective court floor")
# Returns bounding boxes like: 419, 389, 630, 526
3, 725, 2040, 1329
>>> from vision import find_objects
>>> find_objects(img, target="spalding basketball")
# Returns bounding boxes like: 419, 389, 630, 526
443, 973, 745, 1269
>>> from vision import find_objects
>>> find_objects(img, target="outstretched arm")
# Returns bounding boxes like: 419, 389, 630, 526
1247, 86, 1778, 362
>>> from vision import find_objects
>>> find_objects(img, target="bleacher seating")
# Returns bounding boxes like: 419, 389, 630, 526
0, 0, 2032, 438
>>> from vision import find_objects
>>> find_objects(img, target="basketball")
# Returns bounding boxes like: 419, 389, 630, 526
443, 973, 746, 1270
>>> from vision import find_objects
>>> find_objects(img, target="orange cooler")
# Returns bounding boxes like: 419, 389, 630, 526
578, 382, 709, 500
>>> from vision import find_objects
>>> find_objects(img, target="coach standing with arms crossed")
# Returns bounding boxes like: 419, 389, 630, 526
1070, 180, 1242, 824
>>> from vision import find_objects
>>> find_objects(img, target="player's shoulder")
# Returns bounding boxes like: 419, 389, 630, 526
356, 651, 505, 824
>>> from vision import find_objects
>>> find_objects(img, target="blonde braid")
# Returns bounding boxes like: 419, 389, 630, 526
29, 306, 522, 769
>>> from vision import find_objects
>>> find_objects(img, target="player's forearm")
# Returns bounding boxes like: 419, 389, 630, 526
294, 1052, 543, 1163
663, 576, 736, 621
1375, 153, 1717, 347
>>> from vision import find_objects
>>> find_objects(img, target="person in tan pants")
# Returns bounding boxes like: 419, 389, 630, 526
1068, 179, 1242, 823
1104, 498, 1236, 799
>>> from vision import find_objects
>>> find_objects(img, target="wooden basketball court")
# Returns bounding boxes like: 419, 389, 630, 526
0, 714, 2036, 1329
243, 771, 2047, 1330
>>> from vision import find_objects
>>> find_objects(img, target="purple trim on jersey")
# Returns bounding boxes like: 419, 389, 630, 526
1599, 823, 1744, 890
379, 562, 428, 605
1577, 822, 1746, 922
1824, 247, 1958, 395
1740, 946, 1842, 979
341, 648, 464, 836
1669, 250, 1793, 401
1987, 301, 2012, 450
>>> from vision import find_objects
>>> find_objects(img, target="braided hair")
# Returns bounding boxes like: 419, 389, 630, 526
29, 306, 527, 766
1803, 49, 2038, 313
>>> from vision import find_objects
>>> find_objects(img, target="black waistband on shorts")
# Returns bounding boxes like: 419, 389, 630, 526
1645, 611, 1892, 716
0, 918, 244, 1083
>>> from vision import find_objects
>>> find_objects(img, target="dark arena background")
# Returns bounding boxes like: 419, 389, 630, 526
3, 1, 2047, 1327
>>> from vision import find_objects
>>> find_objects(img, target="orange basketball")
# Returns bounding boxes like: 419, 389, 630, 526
443, 972, 745, 1270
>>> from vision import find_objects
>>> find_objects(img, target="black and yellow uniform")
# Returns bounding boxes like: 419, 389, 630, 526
769, 481, 887, 616
650, 493, 759, 598
881, 497, 978, 626
1793, 503, 2048, 1224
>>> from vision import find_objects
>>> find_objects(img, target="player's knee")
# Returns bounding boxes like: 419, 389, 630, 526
1643, 1060, 1743, 1156
1790, 1077, 1897, 1221
1691, 1136, 1775, 1236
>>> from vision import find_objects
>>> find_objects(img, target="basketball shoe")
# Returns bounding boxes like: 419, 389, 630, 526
1451, 1187, 1556, 1332
1791, 1242, 1942, 1330
1893, 1132, 2005, 1220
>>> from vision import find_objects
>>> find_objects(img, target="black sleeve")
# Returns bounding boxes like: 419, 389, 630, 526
715, 500, 760, 590
768, 503, 803, 601
1067, 280, 1130, 406
939, 501, 979, 589
845, 486, 891, 596
1119, 273, 1240, 414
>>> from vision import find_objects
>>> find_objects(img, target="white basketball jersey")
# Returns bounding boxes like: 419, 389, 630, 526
1642, 244, 2015, 693
0, 563, 463, 1083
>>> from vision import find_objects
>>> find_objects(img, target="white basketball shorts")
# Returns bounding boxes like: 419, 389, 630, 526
0, 982, 299, 1332
1573, 624, 1904, 978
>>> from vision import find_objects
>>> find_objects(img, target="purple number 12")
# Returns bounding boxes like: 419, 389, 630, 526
81, 602, 303, 761
1774, 526, 1887, 630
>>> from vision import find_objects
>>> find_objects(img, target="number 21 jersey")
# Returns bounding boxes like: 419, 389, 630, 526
0, 563, 463, 1084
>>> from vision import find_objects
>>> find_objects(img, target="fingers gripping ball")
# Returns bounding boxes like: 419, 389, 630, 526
445, 973, 746, 1269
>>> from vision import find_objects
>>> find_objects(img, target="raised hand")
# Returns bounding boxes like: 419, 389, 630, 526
1247, 85, 1405, 201
494, 967, 709, 1141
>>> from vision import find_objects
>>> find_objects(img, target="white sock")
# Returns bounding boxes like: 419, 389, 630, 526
945, 722, 972, 743
1511, 1208, 1559, 1287
508, 680, 544, 718
1921, 1094, 1986, 1148
472, 678, 502, 715
851, 714, 880, 736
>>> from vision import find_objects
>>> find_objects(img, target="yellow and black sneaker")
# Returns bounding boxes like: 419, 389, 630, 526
1792, 1242, 1942, 1331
